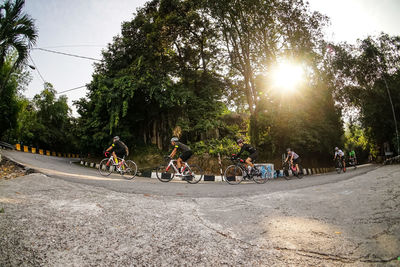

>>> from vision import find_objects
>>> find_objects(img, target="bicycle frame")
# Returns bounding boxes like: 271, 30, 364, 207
105, 155, 125, 170
164, 159, 190, 175
231, 158, 252, 177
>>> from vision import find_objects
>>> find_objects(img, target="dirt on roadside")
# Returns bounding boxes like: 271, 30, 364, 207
0, 158, 26, 180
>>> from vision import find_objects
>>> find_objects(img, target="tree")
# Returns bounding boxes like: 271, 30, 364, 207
0, 0, 37, 94
205, 0, 329, 145
330, 34, 400, 155
0, 58, 20, 138
76, 0, 226, 153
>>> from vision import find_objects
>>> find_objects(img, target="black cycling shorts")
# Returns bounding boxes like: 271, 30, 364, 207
293, 157, 301, 164
179, 150, 193, 162
248, 151, 258, 162
112, 148, 126, 158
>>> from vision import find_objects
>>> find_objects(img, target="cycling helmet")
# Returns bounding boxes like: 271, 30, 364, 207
236, 138, 244, 144
335, 147, 339, 151
171, 137, 179, 142
286, 148, 291, 152
113, 136, 120, 141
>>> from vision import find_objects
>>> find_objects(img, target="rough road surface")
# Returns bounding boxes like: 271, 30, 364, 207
0, 154, 399, 266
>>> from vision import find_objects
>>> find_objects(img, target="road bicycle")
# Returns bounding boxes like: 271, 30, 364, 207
98, 153, 137, 180
156, 156, 203, 184
335, 157, 346, 174
283, 161, 304, 180
223, 155, 267, 185
347, 157, 357, 169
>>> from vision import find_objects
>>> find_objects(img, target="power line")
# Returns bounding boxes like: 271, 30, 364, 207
29, 55, 46, 84
33, 47, 102, 61
57, 85, 87, 94
40, 45, 106, 49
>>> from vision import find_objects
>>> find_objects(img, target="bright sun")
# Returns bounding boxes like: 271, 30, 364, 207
271, 61, 304, 92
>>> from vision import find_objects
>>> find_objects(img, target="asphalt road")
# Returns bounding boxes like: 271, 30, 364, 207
1, 149, 399, 266
1, 150, 378, 198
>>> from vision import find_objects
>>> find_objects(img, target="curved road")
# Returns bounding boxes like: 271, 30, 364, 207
2, 150, 377, 198
1, 149, 399, 266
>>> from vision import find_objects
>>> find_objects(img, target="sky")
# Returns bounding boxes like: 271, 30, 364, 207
22, 0, 400, 116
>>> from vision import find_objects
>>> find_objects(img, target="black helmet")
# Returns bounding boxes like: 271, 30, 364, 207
171, 137, 179, 142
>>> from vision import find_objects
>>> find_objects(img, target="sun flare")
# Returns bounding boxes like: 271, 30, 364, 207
271, 61, 304, 92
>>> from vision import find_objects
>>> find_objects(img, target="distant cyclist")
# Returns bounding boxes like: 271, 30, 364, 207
235, 139, 259, 175
105, 136, 129, 169
285, 148, 301, 174
169, 137, 193, 174
334, 147, 346, 171
349, 150, 357, 165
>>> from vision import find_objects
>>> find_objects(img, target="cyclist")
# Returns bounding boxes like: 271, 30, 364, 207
169, 137, 193, 174
334, 147, 346, 172
284, 148, 301, 174
105, 136, 129, 170
235, 139, 259, 175
349, 150, 357, 165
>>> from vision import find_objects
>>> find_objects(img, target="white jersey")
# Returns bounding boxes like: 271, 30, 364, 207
335, 149, 344, 157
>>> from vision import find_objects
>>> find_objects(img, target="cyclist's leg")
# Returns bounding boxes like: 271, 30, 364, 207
112, 151, 118, 164
245, 157, 254, 168
294, 157, 301, 173
177, 157, 183, 170
179, 151, 193, 172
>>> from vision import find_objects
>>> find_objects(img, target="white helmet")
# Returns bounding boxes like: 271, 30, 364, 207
335, 147, 339, 151
171, 137, 179, 142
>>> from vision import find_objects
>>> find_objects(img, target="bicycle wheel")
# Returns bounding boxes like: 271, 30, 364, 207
283, 168, 291, 180
224, 165, 244, 185
184, 164, 203, 184
296, 165, 304, 179
252, 167, 268, 184
99, 158, 113, 176
122, 160, 137, 180
336, 161, 342, 174
156, 164, 175, 182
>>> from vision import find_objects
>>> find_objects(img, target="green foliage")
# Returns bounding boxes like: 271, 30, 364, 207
0, 0, 37, 95
6, 83, 79, 153
331, 34, 400, 154
189, 137, 238, 157
344, 122, 378, 161
76, 0, 227, 153
0, 58, 21, 138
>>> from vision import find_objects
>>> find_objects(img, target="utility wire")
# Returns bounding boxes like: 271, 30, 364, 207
29, 55, 46, 84
33, 47, 101, 61
57, 85, 87, 94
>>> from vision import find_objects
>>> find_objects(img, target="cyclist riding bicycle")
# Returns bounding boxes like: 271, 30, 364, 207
334, 147, 346, 172
105, 136, 129, 170
284, 148, 301, 174
169, 137, 193, 174
234, 139, 259, 175
349, 150, 357, 165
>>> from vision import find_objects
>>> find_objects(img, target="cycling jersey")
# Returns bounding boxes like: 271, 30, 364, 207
111, 140, 128, 156
237, 144, 256, 157
335, 149, 344, 157
288, 151, 299, 160
349, 150, 356, 158
174, 142, 191, 153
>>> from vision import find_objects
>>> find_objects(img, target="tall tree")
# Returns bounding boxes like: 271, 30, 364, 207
205, 0, 329, 145
76, 0, 226, 152
0, 0, 37, 94
330, 34, 400, 155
